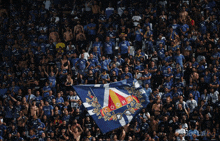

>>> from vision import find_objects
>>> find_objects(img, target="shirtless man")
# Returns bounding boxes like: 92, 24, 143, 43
91, 0, 100, 16
49, 27, 59, 45
63, 27, 73, 43
30, 101, 39, 117
74, 21, 84, 37
76, 30, 86, 41
68, 124, 83, 141
152, 99, 162, 116
179, 7, 188, 23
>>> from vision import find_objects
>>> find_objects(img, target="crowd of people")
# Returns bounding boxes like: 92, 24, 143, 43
0, 0, 220, 140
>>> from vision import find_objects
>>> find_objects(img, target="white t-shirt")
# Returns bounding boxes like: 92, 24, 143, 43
186, 99, 197, 113
134, 73, 142, 86
132, 16, 142, 26
68, 95, 80, 108
176, 128, 186, 141
210, 91, 219, 103
44, 0, 51, 10
79, 52, 89, 60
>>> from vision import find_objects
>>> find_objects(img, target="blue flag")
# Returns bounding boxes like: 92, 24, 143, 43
73, 79, 149, 134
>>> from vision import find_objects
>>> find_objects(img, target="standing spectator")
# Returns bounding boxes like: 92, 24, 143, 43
119, 36, 130, 59
103, 36, 114, 59
134, 24, 144, 50
186, 93, 198, 113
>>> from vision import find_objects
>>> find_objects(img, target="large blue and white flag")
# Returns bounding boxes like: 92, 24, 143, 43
73, 79, 149, 134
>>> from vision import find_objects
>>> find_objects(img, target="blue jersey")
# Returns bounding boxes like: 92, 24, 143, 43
100, 60, 109, 71
171, 24, 179, 33
121, 72, 133, 79
181, 24, 189, 32
0, 125, 6, 137
77, 59, 87, 70
143, 73, 152, 85
135, 29, 144, 42
199, 21, 207, 34
163, 81, 173, 90
144, 88, 152, 96
92, 51, 101, 61
35, 96, 43, 106
188, 129, 199, 140
158, 48, 165, 59
175, 54, 185, 67
100, 73, 110, 80
92, 41, 102, 53
43, 86, 51, 98
56, 97, 64, 104
106, 31, 116, 43
88, 58, 99, 68
156, 39, 165, 48
190, 90, 200, 103
48, 76, 56, 87
5, 106, 13, 118
162, 92, 173, 102
87, 23, 96, 35
71, 58, 79, 69
119, 40, 130, 54
104, 41, 114, 55
43, 105, 53, 117
134, 65, 144, 71
105, 7, 114, 19
110, 68, 119, 76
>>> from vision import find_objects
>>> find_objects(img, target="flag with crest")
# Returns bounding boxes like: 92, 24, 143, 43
73, 79, 149, 134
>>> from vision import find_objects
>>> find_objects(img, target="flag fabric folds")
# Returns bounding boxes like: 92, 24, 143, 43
73, 79, 149, 134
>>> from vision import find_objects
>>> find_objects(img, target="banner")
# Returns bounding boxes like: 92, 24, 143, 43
73, 79, 149, 134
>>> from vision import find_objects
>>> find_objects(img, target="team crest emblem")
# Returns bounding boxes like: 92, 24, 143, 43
86, 83, 145, 121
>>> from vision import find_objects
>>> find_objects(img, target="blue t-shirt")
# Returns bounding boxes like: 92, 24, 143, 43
121, 72, 133, 79
181, 24, 189, 33
105, 7, 114, 19
100, 60, 109, 71
175, 54, 185, 67
48, 76, 56, 87
110, 68, 119, 76
135, 29, 144, 42
171, 24, 179, 33
77, 59, 87, 70
87, 23, 96, 35
106, 30, 116, 43
71, 58, 79, 69
163, 81, 173, 90
35, 96, 43, 107
144, 88, 152, 96
56, 97, 64, 104
43, 86, 51, 98
190, 90, 200, 103
5, 106, 13, 118
158, 48, 165, 59
142, 73, 152, 85
88, 58, 99, 68
119, 40, 130, 54
199, 21, 207, 35
0, 125, 6, 137
43, 105, 54, 117
134, 65, 144, 71
188, 129, 199, 140
104, 41, 114, 55
92, 41, 102, 53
